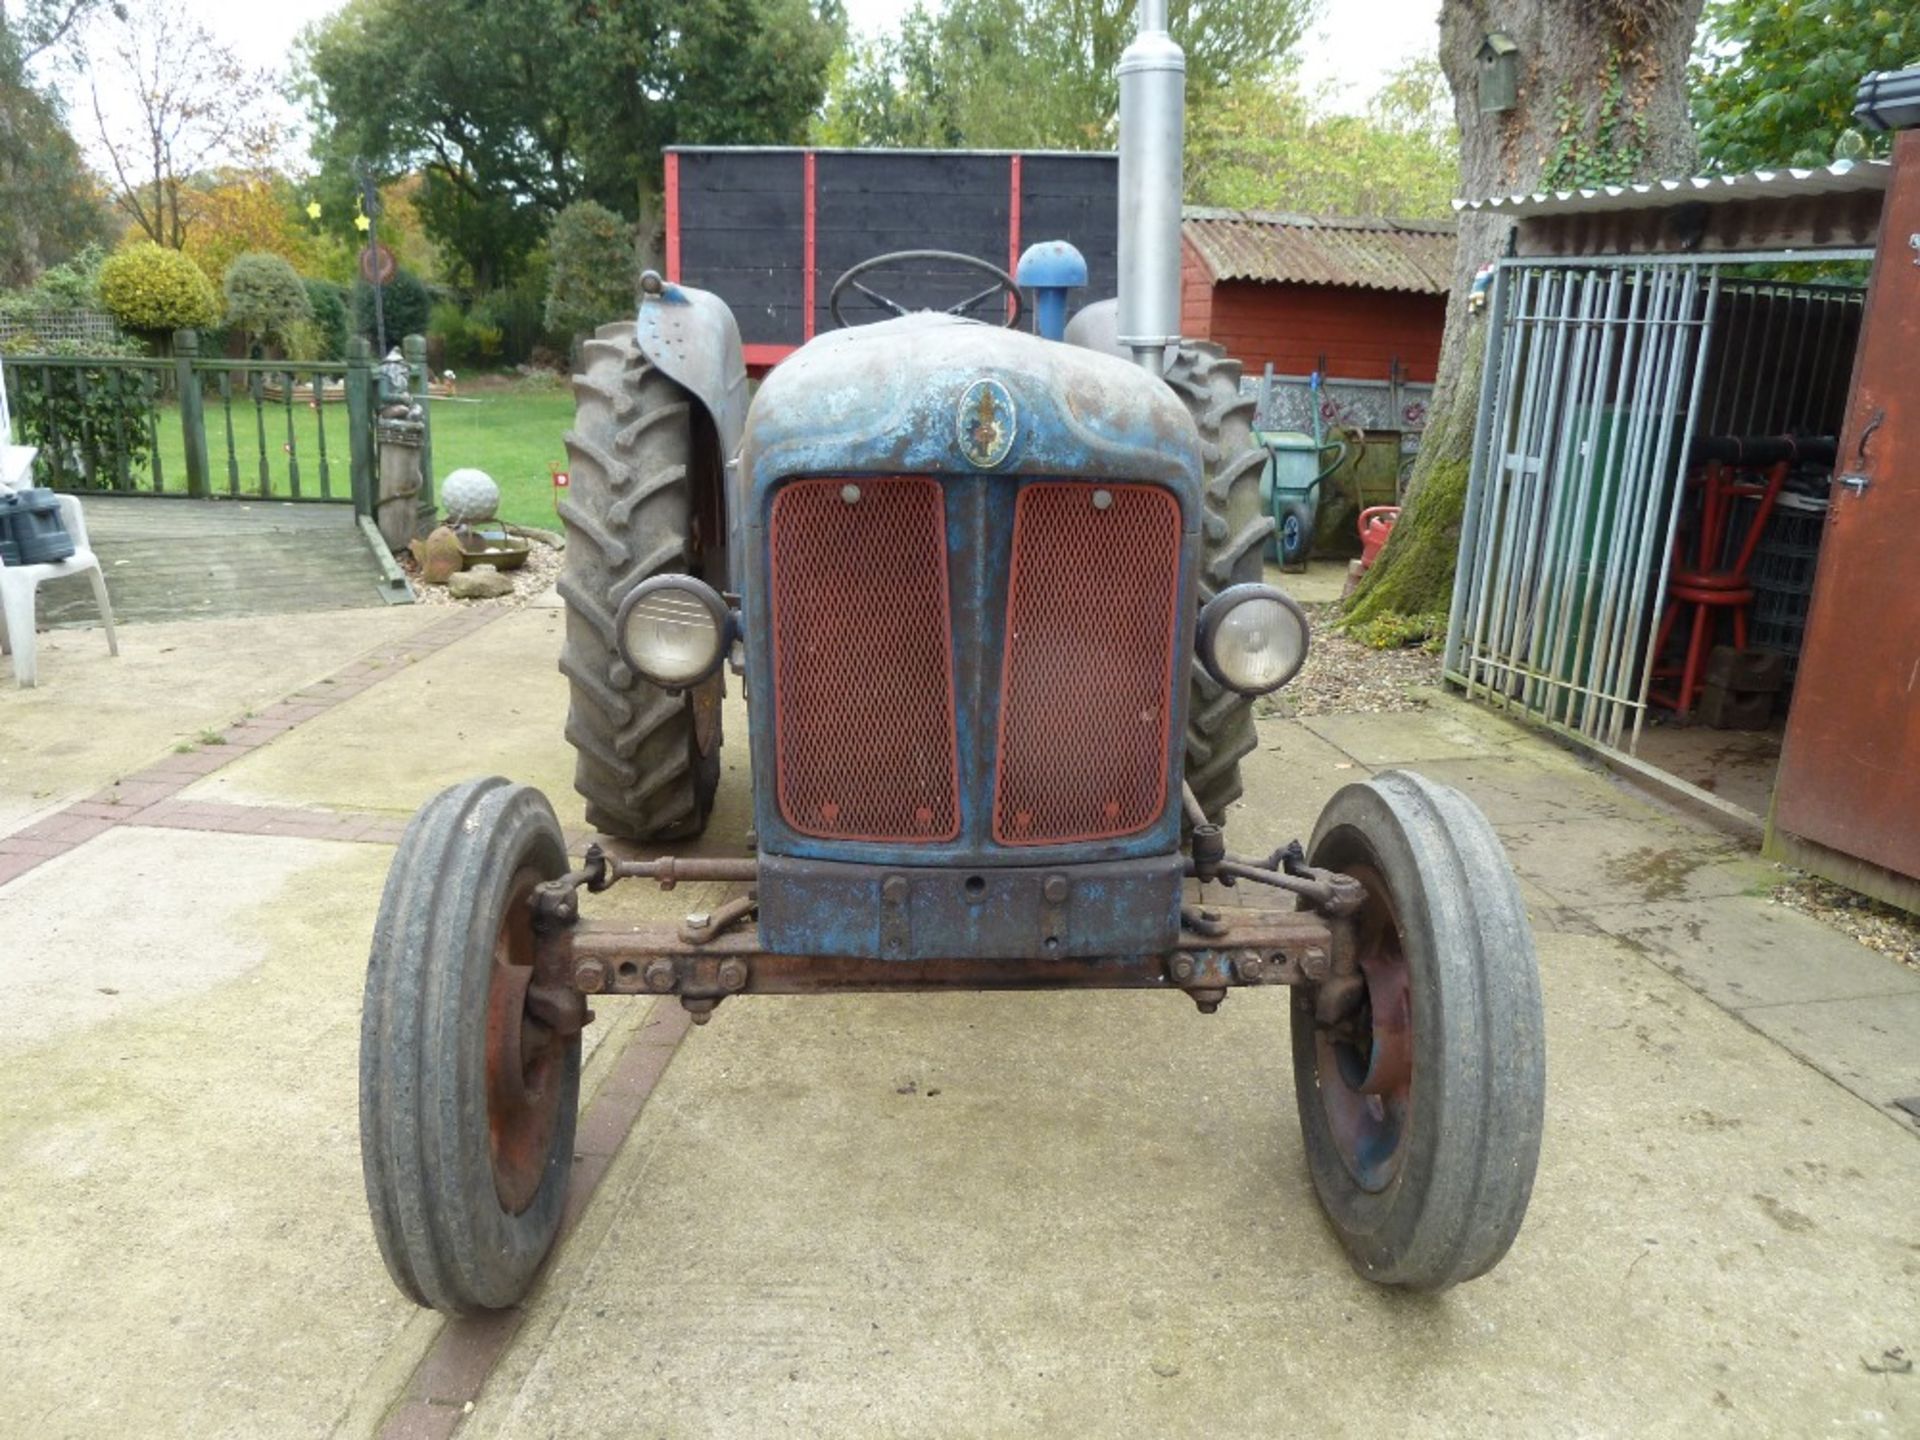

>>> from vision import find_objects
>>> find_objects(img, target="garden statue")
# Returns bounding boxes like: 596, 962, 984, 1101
441, 467, 501, 525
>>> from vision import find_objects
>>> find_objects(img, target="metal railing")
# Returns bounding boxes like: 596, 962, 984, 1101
0, 329, 435, 521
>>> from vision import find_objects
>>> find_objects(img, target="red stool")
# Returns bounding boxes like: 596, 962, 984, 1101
1650, 458, 1787, 716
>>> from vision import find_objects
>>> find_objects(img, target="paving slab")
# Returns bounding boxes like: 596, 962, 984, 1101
1586, 893, 1920, 1011
1220, 718, 1365, 854
1301, 705, 1510, 765
1738, 992, 1920, 1119
1500, 811, 1777, 908
185, 607, 583, 827
0, 824, 690, 1439
0, 607, 439, 832
0, 833, 426, 1438
464, 930, 1920, 1439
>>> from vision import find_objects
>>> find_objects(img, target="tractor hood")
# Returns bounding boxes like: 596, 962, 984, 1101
739, 313, 1200, 499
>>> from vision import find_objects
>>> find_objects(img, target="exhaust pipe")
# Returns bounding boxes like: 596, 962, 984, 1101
1116, 0, 1185, 376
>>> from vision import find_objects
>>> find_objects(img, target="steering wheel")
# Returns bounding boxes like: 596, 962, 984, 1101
828, 249, 1025, 330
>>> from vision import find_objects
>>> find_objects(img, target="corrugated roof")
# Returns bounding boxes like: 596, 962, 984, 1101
1181, 210, 1458, 294
1453, 158, 1893, 218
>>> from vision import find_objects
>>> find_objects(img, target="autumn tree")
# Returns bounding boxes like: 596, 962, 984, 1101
1342, 0, 1706, 636
84, 0, 281, 250
182, 172, 318, 282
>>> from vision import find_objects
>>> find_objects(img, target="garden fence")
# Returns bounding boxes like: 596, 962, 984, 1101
0, 329, 437, 523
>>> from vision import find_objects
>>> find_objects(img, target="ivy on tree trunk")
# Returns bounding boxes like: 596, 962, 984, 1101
1342, 0, 1705, 637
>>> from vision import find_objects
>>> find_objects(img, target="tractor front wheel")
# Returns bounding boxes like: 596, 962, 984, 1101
1291, 770, 1545, 1290
360, 777, 580, 1315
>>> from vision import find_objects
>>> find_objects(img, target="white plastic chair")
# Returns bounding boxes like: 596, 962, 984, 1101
0, 492, 119, 687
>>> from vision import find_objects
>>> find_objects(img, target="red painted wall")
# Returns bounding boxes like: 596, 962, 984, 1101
1181, 238, 1446, 382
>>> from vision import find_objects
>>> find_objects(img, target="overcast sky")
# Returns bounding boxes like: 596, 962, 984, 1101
56, 0, 1441, 170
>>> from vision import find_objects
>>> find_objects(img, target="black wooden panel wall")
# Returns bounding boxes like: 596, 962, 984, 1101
675, 150, 805, 347
671, 149, 1119, 350
1021, 154, 1121, 324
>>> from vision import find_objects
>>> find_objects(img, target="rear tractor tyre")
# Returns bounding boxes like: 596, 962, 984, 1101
1165, 342, 1276, 824
1291, 770, 1545, 1290
360, 777, 579, 1315
558, 321, 722, 841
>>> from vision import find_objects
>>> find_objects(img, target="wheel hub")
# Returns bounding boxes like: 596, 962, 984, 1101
485, 868, 565, 1215
1314, 861, 1413, 1193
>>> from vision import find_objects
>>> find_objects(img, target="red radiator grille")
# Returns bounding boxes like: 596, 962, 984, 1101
770, 477, 960, 842
994, 482, 1181, 845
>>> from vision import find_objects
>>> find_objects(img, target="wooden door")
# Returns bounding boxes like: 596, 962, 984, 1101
1772, 130, 1920, 882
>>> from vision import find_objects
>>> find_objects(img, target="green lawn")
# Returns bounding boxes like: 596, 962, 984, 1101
122, 377, 576, 530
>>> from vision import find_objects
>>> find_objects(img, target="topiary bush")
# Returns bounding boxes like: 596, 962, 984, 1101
222, 252, 313, 351
304, 278, 350, 360
352, 267, 431, 353
98, 243, 221, 337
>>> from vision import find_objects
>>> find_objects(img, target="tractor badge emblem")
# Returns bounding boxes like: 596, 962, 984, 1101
957, 378, 1016, 468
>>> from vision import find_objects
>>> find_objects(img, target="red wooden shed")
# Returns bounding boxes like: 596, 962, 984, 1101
1179, 210, 1455, 381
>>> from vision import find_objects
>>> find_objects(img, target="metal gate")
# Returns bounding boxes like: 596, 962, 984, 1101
1444, 261, 1719, 750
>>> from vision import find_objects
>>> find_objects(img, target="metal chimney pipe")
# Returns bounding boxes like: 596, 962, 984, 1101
1116, 0, 1185, 375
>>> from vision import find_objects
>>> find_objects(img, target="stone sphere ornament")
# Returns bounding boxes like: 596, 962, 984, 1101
442, 467, 501, 525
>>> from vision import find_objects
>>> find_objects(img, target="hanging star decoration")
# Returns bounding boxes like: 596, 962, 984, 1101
354, 195, 371, 233
306, 199, 322, 221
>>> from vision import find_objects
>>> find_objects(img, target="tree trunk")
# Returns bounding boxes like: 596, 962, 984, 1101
1342, 0, 1704, 635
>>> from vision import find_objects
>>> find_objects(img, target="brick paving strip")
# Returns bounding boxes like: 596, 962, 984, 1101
3, 603, 703, 1437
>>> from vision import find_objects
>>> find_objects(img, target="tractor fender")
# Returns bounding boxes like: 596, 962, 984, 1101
633, 277, 752, 594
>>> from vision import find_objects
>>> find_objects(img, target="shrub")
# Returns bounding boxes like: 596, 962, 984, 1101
544, 201, 635, 339
304, 278, 350, 360
30, 244, 107, 310
352, 267, 431, 352
6, 336, 157, 488
98, 243, 221, 335
222, 252, 313, 350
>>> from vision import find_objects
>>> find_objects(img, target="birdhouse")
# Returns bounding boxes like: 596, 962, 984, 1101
1478, 32, 1519, 115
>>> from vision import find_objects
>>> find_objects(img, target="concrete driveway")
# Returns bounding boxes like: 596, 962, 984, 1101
1, 598, 1915, 1439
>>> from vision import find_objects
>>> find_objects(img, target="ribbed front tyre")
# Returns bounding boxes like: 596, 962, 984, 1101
360, 777, 579, 1315
1292, 771, 1546, 1290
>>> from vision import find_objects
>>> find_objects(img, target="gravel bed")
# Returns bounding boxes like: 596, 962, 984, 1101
1769, 874, 1920, 972
400, 526, 564, 610
1261, 606, 1441, 719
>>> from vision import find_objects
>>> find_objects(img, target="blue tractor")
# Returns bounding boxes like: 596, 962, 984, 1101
359, 2, 1545, 1315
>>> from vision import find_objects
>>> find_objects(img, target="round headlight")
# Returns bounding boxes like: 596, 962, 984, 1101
615, 576, 730, 688
1197, 583, 1309, 695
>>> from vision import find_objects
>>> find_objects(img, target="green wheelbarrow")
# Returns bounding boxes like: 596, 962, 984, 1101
1257, 425, 1349, 570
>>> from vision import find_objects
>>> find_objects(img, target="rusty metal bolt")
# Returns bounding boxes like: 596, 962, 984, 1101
1300, 946, 1330, 982
1042, 874, 1070, 904
881, 875, 910, 904
574, 959, 608, 994
643, 959, 677, 993
1234, 951, 1265, 984
1169, 955, 1197, 984
716, 958, 749, 993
